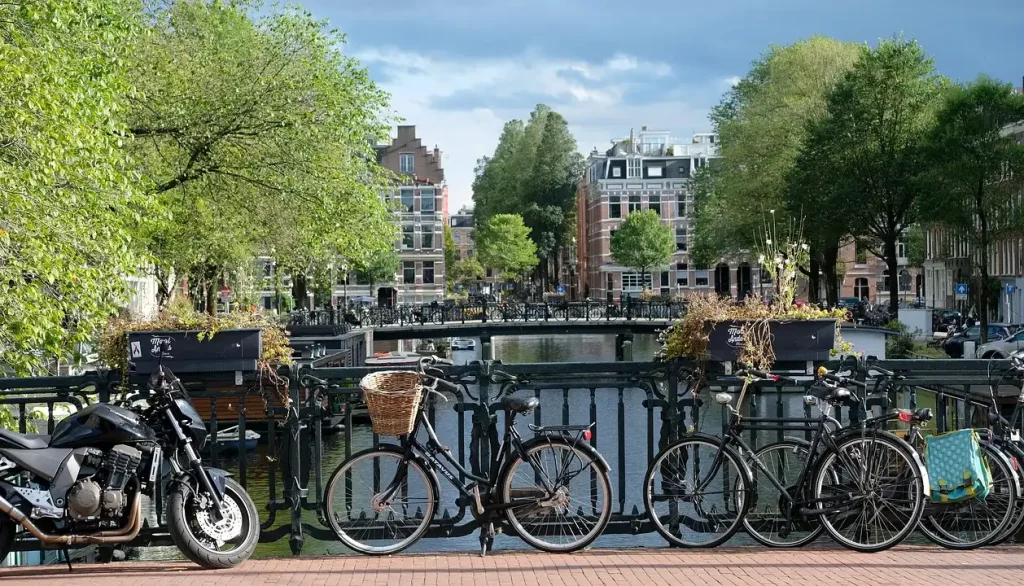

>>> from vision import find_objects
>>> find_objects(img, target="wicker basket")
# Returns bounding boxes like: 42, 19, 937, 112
360, 370, 424, 436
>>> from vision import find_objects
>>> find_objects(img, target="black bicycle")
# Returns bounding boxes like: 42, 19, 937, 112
643, 367, 927, 552
318, 357, 612, 555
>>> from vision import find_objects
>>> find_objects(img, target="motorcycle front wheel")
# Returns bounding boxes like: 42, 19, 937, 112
167, 477, 260, 569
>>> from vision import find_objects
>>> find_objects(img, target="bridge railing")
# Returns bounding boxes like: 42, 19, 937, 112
363, 300, 687, 327
0, 358, 1021, 559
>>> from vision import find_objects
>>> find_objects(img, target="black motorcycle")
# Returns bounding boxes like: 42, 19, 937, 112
0, 343, 259, 569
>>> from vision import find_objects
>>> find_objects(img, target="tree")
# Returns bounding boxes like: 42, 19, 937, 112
0, 0, 146, 374
692, 36, 861, 303
472, 105, 584, 288
443, 224, 458, 293
812, 38, 945, 319
920, 76, 1024, 341
610, 210, 675, 288
355, 249, 399, 296
128, 0, 395, 313
476, 214, 539, 280
449, 258, 486, 289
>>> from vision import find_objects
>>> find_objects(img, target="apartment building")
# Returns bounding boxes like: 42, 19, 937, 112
838, 239, 922, 304
576, 127, 761, 300
448, 207, 504, 294
922, 120, 1024, 320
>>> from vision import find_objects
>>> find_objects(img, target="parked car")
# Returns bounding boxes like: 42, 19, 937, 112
943, 323, 1014, 358
451, 338, 476, 351
836, 297, 867, 321
975, 328, 1024, 358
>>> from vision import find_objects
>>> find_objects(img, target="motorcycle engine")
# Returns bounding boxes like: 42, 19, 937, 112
68, 445, 143, 521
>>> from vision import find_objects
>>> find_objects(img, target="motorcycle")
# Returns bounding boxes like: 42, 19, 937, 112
0, 341, 259, 569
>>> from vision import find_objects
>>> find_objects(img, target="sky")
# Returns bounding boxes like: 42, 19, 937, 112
305, 0, 1024, 211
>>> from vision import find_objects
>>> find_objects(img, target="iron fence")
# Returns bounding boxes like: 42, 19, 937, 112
0, 357, 1021, 559
361, 300, 687, 327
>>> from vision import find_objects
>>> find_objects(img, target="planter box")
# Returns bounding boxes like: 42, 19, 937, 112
128, 329, 262, 374
706, 319, 836, 363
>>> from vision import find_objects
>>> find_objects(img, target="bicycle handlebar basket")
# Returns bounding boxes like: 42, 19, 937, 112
360, 370, 423, 436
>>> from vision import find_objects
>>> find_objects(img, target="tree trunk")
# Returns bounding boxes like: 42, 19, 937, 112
807, 254, 821, 304
204, 264, 218, 316
293, 273, 308, 310
978, 184, 990, 344
823, 242, 840, 307
885, 238, 899, 323
553, 253, 561, 288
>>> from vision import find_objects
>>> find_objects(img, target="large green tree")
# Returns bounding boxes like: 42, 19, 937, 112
810, 38, 945, 319
610, 210, 675, 289
0, 0, 146, 374
920, 76, 1024, 340
692, 36, 861, 304
449, 258, 486, 290
128, 0, 395, 312
476, 214, 539, 281
472, 105, 584, 288
355, 248, 399, 296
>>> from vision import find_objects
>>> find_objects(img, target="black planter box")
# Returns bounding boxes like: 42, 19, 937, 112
706, 319, 836, 363
127, 329, 262, 374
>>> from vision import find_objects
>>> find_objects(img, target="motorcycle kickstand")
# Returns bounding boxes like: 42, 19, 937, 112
62, 548, 73, 572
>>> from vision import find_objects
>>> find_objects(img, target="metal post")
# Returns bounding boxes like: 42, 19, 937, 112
287, 367, 305, 555
480, 335, 494, 361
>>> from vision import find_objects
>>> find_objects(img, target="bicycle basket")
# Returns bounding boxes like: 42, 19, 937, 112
360, 370, 423, 436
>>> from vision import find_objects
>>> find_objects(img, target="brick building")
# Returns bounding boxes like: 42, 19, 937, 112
575, 127, 762, 301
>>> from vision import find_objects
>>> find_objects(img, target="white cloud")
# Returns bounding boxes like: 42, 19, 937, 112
354, 47, 719, 210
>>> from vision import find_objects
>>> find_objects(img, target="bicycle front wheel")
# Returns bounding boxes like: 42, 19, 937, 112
500, 437, 612, 552
644, 435, 749, 548
814, 433, 925, 552
743, 439, 825, 547
323, 445, 437, 555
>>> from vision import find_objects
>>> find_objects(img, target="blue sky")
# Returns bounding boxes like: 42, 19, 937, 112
306, 0, 1023, 210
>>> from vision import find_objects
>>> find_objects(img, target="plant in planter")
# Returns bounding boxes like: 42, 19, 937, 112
659, 211, 851, 373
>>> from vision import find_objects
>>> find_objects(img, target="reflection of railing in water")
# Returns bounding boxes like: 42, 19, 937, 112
0, 358, 1021, 558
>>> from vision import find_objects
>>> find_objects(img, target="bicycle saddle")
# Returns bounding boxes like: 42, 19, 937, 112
503, 395, 540, 414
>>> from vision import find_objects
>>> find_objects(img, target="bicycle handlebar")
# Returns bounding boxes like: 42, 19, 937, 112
735, 369, 794, 384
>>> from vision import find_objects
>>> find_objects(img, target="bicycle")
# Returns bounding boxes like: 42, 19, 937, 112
643, 366, 927, 552
317, 356, 612, 555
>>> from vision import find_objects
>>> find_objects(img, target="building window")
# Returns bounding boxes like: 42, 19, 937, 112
609, 195, 621, 218
648, 195, 661, 216
420, 189, 435, 213
647, 166, 663, 178
676, 263, 688, 286
402, 225, 414, 249
612, 167, 622, 178
467, 247, 474, 258
854, 277, 869, 300
880, 270, 891, 292
486, 268, 493, 278
695, 266, 709, 287
676, 227, 687, 251
677, 199, 686, 217
627, 158, 641, 178
421, 225, 434, 250
899, 269, 912, 293
400, 188, 414, 213
855, 241, 868, 265
400, 153, 415, 175
423, 261, 435, 284
622, 272, 651, 292
897, 236, 907, 259
403, 261, 415, 283
454, 233, 461, 245
628, 195, 641, 214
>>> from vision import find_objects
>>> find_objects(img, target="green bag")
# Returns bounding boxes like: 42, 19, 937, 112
924, 429, 991, 504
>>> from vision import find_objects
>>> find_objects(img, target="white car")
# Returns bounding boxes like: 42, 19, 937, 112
451, 338, 476, 351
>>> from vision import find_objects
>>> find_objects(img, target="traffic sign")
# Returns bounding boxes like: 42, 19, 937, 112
556, 285, 566, 294
1007, 284, 1015, 295
218, 285, 232, 300
955, 283, 968, 300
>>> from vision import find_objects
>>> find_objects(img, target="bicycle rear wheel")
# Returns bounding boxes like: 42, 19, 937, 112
643, 435, 749, 548
814, 433, 925, 552
500, 437, 612, 552
323, 445, 437, 555
990, 440, 1024, 545
918, 440, 1017, 549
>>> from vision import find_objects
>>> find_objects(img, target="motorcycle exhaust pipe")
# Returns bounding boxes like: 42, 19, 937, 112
0, 492, 142, 545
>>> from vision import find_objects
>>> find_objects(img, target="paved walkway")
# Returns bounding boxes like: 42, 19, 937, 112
2, 547, 1023, 585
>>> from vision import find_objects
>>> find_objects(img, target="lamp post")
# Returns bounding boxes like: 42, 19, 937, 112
568, 241, 578, 301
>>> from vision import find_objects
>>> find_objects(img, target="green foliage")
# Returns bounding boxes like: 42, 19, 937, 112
884, 320, 915, 359
920, 76, 1024, 342
610, 210, 675, 282
443, 224, 458, 293
692, 36, 860, 263
449, 258, 486, 288
128, 0, 396, 298
476, 214, 539, 279
355, 249, 399, 291
472, 105, 584, 275
0, 0, 148, 374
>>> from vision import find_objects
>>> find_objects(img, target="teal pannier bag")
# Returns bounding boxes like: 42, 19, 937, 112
924, 429, 992, 503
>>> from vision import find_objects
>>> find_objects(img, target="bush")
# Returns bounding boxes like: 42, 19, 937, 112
885, 319, 915, 359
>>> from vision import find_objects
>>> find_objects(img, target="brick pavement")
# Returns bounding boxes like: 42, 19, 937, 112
1, 547, 1023, 586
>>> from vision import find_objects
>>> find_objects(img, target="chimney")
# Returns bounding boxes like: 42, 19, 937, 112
397, 125, 416, 142
433, 145, 440, 162
641, 125, 648, 131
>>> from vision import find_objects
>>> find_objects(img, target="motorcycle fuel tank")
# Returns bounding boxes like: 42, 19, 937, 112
49, 403, 156, 448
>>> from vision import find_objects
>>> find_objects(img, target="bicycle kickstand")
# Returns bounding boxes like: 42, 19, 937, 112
479, 519, 496, 557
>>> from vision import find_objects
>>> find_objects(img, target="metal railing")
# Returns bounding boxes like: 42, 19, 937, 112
0, 357, 1021, 559
362, 300, 687, 327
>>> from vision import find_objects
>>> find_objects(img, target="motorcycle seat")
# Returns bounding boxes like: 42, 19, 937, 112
0, 429, 51, 449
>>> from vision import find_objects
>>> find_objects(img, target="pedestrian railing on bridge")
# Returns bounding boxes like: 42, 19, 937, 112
0, 357, 1020, 558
